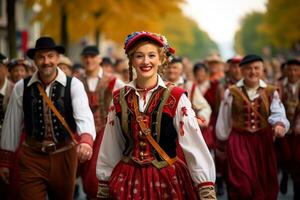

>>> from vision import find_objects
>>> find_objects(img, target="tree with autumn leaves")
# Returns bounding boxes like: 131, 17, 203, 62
234, 0, 300, 56
24, 0, 217, 59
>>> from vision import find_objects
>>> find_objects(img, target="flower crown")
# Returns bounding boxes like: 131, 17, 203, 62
124, 31, 175, 57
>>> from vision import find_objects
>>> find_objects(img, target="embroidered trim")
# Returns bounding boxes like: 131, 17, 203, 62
79, 133, 93, 148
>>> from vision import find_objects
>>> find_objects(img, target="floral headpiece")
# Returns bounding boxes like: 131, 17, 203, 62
124, 31, 175, 57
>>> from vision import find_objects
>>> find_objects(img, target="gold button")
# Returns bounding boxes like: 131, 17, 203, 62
251, 119, 255, 123
140, 152, 144, 157
140, 141, 146, 147
139, 131, 143, 136
252, 125, 256, 129
251, 112, 254, 116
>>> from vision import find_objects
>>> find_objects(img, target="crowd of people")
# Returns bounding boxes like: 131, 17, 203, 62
0, 32, 298, 200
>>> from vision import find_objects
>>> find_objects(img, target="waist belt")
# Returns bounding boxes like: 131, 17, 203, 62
24, 139, 76, 154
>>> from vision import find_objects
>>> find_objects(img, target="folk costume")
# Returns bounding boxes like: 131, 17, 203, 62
96, 31, 216, 200
0, 37, 96, 200
80, 46, 124, 198
216, 55, 290, 200
277, 59, 300, 198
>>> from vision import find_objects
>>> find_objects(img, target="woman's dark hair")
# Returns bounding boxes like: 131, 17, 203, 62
193, 62, 208, 74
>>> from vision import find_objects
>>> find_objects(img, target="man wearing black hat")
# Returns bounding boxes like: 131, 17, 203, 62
276, 58, 300, 199
79, 45, 124, 199
0, 37, 96, 199
216, 54, 289, 199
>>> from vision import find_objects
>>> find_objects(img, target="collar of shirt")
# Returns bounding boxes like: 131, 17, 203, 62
288, 80, 300, 94
27, 67, 67, 87
97, 67, 103, 78
0, 78, 8, 96
198, 80, 210, 93
126, 75, 166, 111
83, 67, 103, 79
236, 79, 267, 88
174, 76, 185, 86
236, 79, 267, 101
126, 75, 166, 96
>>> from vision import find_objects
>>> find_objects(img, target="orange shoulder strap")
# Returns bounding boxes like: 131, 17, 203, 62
37, 83, 78, 144
132, 94, 176, 166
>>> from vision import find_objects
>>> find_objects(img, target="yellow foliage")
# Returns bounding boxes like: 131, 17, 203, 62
25, 0, 185, 44
262, 0, 300, 48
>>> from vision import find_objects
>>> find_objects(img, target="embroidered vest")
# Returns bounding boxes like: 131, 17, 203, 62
279, 82, 300, 134
230, 85, 276, 132
113, 84, 185, 168
81, 73, 116, 133
23, 76, 76, 142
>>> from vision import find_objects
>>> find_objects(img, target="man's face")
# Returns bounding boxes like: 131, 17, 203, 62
208, 61, 223, 74
10, 65, 27, 83
286, 64, 300, 84
166, 62, 183, 83
34, 50, 59, 79
241, 61, 264, 86
228, 63, 242, 81
82, 54, 101, 73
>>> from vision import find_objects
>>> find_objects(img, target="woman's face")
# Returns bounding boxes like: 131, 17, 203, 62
131, 43, 162, 81
194, 68, 208, 83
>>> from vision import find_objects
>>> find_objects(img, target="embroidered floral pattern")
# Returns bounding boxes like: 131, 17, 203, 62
124, 31, 175, 57
179, 121, 185, 136
181, 107, 188, 117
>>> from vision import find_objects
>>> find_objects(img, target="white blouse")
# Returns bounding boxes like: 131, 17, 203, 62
96, 75, 216, 185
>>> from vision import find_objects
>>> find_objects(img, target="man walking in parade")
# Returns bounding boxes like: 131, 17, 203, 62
0, 37, 96, 200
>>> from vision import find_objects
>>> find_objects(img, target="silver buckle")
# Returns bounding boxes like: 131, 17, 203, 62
41, 142, 56, 153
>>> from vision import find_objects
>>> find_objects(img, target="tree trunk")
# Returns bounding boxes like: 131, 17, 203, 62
60, 5, 68, 54
94, 11, 102, 49
95, 28, 100, 48
6, 0, 17, 58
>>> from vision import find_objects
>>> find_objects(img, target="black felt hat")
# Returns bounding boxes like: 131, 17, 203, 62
26, 36, 65, 59
239, 54, 263, 67
81, 45, 99, 56
286, 58, 300, 66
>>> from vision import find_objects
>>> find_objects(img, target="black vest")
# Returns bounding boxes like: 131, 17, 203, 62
117, 88, 179, 161
23, 76, 76, 142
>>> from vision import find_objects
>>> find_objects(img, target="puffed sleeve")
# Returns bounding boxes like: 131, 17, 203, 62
71, 77, 96, 147
216, 89, 233, 141
0, 79, 24, 151
192, 85, 212, 123
268, 90, 290, 133
96, 101, 125, 181
0, 80, 24, 167
173, 94, 216, 187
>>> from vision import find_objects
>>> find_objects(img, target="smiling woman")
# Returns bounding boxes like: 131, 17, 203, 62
96, 31, 216, 200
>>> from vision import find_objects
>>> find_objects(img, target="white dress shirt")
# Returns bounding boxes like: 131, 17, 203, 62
0, 68, 96, 151
96, 75, 216, 185
185, 81, 212, 123
216, 79, 290, 141
85, 67, 124, 92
